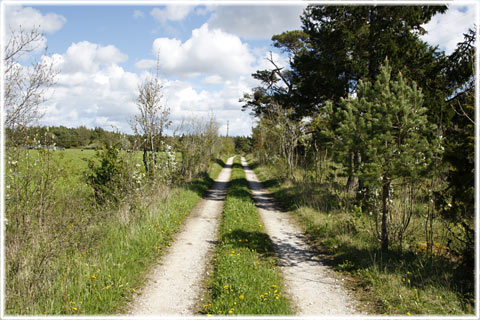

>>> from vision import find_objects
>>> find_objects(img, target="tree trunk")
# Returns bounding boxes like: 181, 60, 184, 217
346, 152, 358, 191
381, 175, 390, 252
143, 147, 148, 174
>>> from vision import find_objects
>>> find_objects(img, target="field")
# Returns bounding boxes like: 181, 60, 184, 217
4, 147, 225, 315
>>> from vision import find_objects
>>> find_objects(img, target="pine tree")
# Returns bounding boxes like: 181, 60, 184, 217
336, 63, 440, 251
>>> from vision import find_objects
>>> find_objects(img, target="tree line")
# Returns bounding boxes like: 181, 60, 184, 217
242, 4, 475, 290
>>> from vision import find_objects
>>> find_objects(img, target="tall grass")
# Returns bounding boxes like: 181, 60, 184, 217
202, 157, 293, 315
248, 157, 474, 315
5, 145, 226, 315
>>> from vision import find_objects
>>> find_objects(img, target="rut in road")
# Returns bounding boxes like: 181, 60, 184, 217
240, 157, 360, 315
128, 156, 235, 316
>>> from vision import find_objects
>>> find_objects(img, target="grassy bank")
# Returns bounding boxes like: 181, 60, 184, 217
203, 157, 293, 315
247, 157, 474, 316
5, 152, 226, 315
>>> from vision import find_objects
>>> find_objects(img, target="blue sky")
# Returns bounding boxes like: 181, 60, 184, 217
2, 2, 477, 136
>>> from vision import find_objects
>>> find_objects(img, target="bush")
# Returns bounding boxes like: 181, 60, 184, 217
86, 144, 130, 206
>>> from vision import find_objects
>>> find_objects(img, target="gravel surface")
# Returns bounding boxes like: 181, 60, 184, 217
241, 157, 360, 316
128, 156, 235, 316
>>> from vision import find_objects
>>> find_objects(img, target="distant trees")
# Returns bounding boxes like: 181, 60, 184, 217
176, 115, 221, 181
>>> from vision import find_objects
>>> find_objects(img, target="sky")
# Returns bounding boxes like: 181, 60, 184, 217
2, 1, 477, 137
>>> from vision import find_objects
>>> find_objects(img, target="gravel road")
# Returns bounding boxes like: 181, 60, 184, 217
240, 157, 360, 315
128, 156, 235, 316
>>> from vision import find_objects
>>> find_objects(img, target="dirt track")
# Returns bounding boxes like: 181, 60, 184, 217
129, 155, 359, 316
241, 157, 359, 315
128, 156, 235, 316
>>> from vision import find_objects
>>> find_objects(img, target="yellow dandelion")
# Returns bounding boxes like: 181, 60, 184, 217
105, 285, 111, 290
91, 275, 97, 279
70, 301, 75, 305
276, 296, 279, 300
132, 288, 136, 292
71, 307, 78, 311
407, 312, 411, 315
239, 295, 244, 300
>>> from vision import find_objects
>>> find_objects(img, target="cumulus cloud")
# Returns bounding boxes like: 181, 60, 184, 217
208, 5, 306, 40
41, 40, 254, 136
162, 79, 254, 136
421, 5, 476, 55
150, 5, 194, 24
55, 41, 128, 74
4, 5, 66, 33
4, 5, 66, 57
138, 23, 255, 80
39, 42, 138, 132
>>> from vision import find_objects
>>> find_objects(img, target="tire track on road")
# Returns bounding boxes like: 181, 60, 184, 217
240, 156, 359, 315
129, 156, 235, 316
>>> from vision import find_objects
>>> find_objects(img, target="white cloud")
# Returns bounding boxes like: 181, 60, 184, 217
162, 79, 254, 136
4, 5, 66, 34
39, 42, 138, 132
133, 10, 145, 19
57, 41, 128, 74
421, 5, 476, 55
143, 23, 255, 79
150, 5, 194, 24
208, 5, 306, 40
203, 75, 222, 85
3, 5, 66, 57
41, 40, 254, 136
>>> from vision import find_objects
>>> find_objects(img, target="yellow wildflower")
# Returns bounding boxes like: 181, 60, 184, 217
71, 307, 78, 311
239, 295, 244, 300
91, 275, 96, 279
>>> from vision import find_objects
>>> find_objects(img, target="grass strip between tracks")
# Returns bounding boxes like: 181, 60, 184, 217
203, 157, 293, 315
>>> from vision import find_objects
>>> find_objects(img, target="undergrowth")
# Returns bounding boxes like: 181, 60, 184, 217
248, 156, 474, 316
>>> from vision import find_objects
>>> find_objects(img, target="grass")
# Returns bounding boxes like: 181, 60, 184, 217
202, 157, 293, 316
5, 151, 227, 315
247, 156, 475, 316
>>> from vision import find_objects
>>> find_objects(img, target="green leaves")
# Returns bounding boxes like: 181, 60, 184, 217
336, 63, 439, 186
